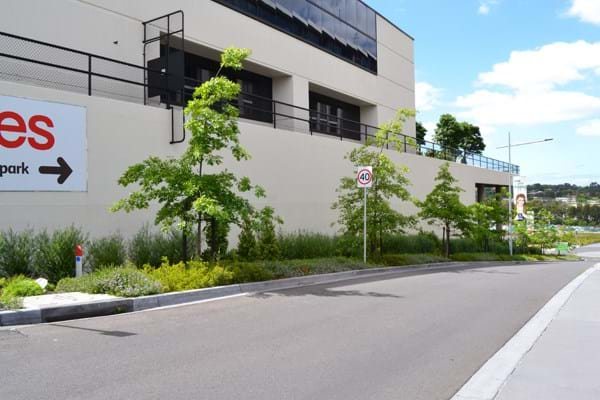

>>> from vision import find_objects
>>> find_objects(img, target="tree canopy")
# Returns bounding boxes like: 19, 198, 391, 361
417, 162, 470, 257
332, 109, 415, 257
112, 47, 266, 261
433, 114, 485, 159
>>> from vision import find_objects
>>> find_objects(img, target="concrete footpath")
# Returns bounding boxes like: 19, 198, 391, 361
494, 265, 600, 400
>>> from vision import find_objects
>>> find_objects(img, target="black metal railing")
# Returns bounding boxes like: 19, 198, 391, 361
0, 30, 519, 175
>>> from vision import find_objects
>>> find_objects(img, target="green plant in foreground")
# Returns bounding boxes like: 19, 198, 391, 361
418, 163, 470, 258
144, 259, 234, 292
112, 47, 267, 262
33, 226, 88, 284
332, 109, 415, 258
88, 233, 127, 271
56, 267, 161, 297
1, 275, 44, 298
0, 229, 35, 278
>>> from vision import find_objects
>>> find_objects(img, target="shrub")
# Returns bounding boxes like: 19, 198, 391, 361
449, 253, 500, 262
93, 268, 161, 297
0, 277, 6, 289
56, 267, 161, 297
0, 229, 35, 277
87, 234, 127, 270
334, 234, 362, 258
0, 296, 23, 310
228, 262, 273, 283
278, 231, 337, 260
144, 260, 211, 292
378, 254, 448, 266
55, 276, 95, 293
264, 257, 374, 279
257, 207, 281, 260
144, 260, 234, 293
129, 225, 193, 267
237, 218, 259, 261
1, 275, 44, 298
382, 233, 441, 255
33, 226, 88, 283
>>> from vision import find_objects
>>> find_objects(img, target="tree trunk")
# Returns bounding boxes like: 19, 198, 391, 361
210, 216, 218, 261
379, 226, 383, 258
196, 214, 202, 259
445, 223, 451, 258
182, 230, 188, 263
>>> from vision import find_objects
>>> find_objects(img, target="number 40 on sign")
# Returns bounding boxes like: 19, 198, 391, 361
356, 166, 373, 188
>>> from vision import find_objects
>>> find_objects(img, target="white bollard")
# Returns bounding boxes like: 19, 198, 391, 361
75, 244, 84, 278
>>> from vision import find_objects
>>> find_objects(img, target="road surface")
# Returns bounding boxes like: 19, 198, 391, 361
0, 261, 591, 400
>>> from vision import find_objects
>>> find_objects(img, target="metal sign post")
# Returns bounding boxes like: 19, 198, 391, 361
357, 166, 373, 263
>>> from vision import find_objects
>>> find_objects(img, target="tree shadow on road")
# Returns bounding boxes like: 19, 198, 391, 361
251, 287, 404, 299
248, 261, 553, 300
48, 323, 137, 337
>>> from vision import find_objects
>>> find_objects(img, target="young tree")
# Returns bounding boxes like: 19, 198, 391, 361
466, 191, 507, 252
112, 47, 265, 261
332, 109, 415, 258
417, 162, 470, 257
257, 206, 282, 260
237, 216, 259, 261
529, 208, 559, 253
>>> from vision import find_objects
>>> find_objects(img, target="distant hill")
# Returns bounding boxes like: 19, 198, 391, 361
528, 182, 600, 199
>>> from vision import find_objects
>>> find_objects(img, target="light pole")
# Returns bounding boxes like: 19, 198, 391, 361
498, 135, 553, 256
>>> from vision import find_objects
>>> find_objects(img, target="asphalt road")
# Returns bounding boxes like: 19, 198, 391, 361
0, 261, 592, 400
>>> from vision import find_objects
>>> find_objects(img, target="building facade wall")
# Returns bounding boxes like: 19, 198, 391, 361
0, 1, 511, 240
0, 80, 508, 238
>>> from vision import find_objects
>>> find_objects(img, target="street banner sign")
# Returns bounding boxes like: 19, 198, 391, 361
356, 166, 373, 188
0, 95, 87, 191
513, 176, 527, 221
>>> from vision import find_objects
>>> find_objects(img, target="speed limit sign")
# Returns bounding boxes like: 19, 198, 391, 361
356, 166, 373, 188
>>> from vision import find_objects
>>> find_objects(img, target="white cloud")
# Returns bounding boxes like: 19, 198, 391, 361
415, 82, 442, 111
455, 41, 600, 126
568, 0, 600, 25
478, 0, 498, 15
477, 41, 600, 90
456, 89, 600, 125
422, 121, 436, 142
576, 119, 600, 136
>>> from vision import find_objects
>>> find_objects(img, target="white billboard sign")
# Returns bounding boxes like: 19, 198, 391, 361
0, 95, 86, 191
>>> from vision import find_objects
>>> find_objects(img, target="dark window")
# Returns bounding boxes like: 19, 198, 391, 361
213, 0, 378, 73
309, 92, 361, 140
151, 49, 274, 123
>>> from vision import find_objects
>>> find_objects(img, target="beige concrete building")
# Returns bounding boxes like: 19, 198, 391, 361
0, 0, 517, 238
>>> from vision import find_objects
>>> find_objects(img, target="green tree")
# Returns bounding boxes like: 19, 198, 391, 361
237, 216, 259, 261
417, 162, 470, 257
112, 47, 265, 261
416, 121, 427, 146
466, 191, 507, 252
434, 114, 486, 162
332, 109, 415, 258
529, 209, 559, 253
257, 206, 282, 260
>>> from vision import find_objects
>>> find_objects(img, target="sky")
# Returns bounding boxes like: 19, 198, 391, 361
364, 0, 600, 186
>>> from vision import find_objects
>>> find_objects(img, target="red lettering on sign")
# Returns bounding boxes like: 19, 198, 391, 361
0, 111, 27, 148
28, 115, 55, 151
0, 111, 56, 150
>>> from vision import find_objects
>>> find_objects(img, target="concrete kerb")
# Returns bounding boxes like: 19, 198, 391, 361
0, 261, 523, 327
450, 262, 600, 400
